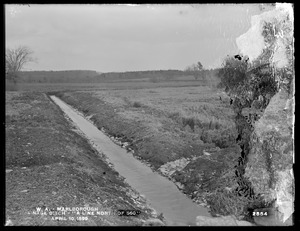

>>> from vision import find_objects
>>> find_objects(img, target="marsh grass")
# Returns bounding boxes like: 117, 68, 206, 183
207, 189, 250, 217
167, 103, 236, 148
59, 85, 236, 150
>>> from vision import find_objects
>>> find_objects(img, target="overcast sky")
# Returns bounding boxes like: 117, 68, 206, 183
5, 4, 273, 73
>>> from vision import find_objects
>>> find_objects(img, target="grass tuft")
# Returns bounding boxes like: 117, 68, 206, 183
132, 101, 143, 108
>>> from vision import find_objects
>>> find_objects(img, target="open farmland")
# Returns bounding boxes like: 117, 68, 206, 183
54, 86, 237, 167
15, 79, 209, 92
52, 84, 244, 218
6, 77, 244, 224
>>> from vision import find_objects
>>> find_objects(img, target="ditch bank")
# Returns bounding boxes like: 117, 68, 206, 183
5, 91, 160, 226
49, 95, 212, 225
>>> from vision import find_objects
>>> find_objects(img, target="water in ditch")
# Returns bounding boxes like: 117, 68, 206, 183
50, 95, 211, 225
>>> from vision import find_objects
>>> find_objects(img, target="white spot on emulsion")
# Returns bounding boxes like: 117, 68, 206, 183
6, 5, 24, 17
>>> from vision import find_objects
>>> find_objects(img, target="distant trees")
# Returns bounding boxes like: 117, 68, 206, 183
17, 70, 99, 83
184, 61, 203, 72
6, 46, 35, 84
196, 61, 203, 71
184, 61, 205, 80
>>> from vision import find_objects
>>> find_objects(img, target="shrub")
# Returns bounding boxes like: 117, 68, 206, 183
207, 189, 250, 217
181, 116, 195, 131
132, 101, 142, 108
200, 127, 237, 148
215, 120, 221, 129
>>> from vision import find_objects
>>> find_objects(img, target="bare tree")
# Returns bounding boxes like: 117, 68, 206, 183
196, 61, 203, 71
6, 46, 35, 83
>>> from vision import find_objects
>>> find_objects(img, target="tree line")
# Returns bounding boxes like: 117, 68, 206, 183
5, 46, 218, 86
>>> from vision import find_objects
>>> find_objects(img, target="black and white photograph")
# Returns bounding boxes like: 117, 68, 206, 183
5, 3, 294, 226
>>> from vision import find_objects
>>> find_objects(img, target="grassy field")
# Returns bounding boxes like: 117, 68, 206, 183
54, 86, 237, 166
14, 79, 208, 92
6, 78, 252, 224
5, 91, 161, 226
50, 83, 247, 218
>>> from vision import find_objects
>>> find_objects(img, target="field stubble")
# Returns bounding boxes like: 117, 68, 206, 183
5, 91, 159, 226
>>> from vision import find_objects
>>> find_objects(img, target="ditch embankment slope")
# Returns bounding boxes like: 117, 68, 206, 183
5, 91, 160, 226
